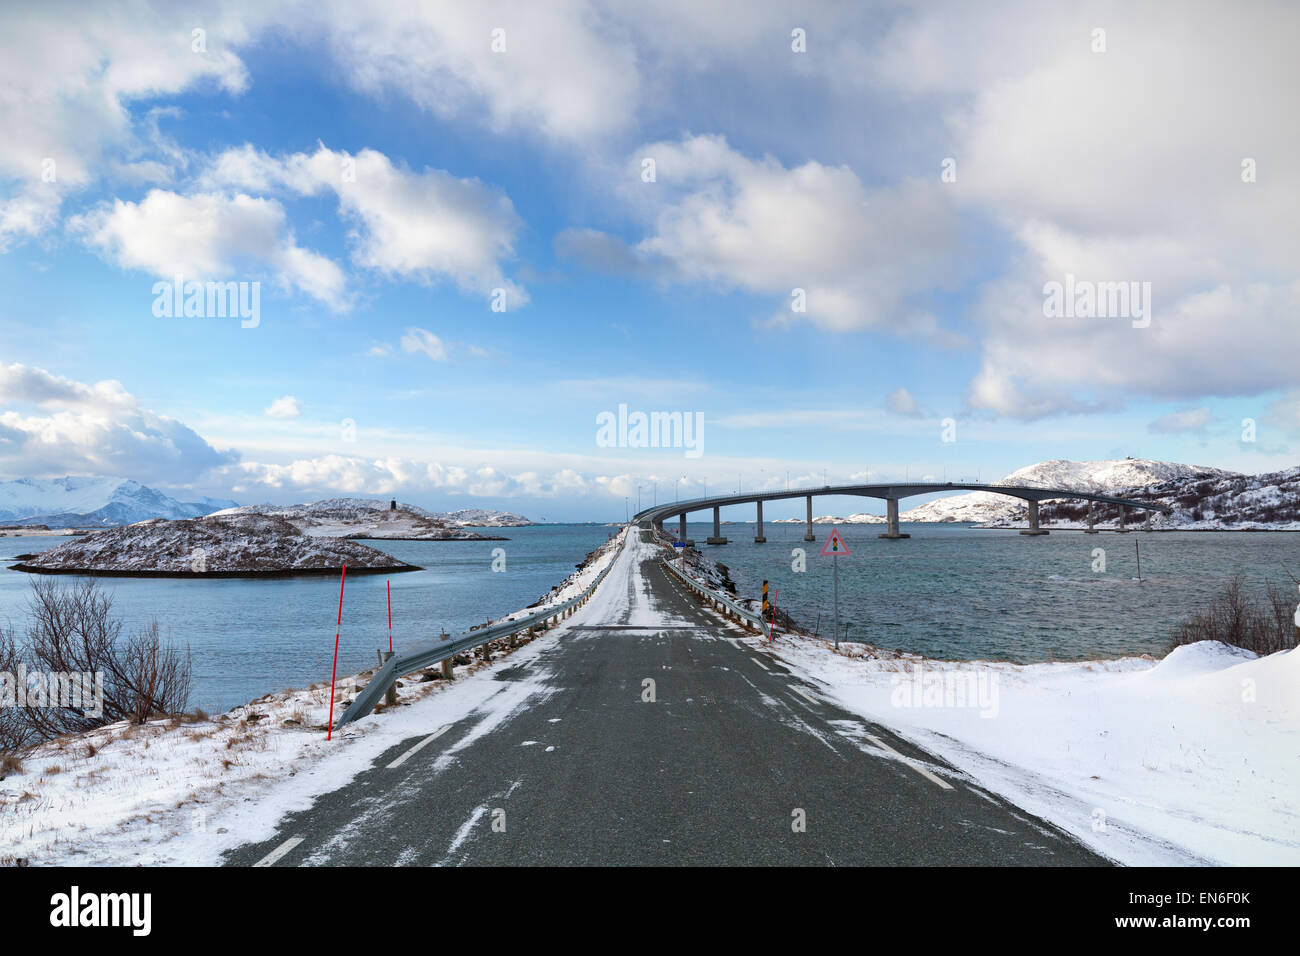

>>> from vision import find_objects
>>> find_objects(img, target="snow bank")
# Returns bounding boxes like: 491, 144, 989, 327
770, 636, 1300, 865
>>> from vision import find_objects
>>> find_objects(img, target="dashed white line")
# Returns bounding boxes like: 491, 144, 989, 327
253, 836, 304, 867
749, 657, 769, 671
791, 686, 820, 705
387, 724, 452, 769
866, 734, 954, 790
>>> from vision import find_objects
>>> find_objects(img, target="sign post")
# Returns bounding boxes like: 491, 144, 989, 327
819, 528, 850, 649
769, 586, 778, 643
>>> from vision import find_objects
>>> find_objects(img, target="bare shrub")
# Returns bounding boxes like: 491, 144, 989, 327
1, 578, 191, 753
1169, 575, 1298, 656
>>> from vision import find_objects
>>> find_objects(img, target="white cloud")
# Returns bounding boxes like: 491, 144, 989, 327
0, 3, 257, 246
573, 135, 966, 342
400, 328, 447, 361
1262, 391, 1300, 436
870, 4, 1300, 417
1149, 407, 1215, 435
69, 190, 347, 309
203, 144, 527, 305
264, 396, 302, 419
296, 0, 639, 144
886, 387, 920, 416
0, 362, 235, 482
222, 455, 596, 500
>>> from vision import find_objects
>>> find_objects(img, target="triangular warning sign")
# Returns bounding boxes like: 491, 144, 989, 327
819, 527, 851, 556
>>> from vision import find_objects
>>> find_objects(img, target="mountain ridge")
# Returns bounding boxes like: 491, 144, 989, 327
0, 476, 237, 527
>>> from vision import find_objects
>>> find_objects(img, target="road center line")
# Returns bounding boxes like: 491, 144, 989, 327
866, 734, 954, 790
749, 657, 769, 671
388, 724, 452, 769
253, 836, 304, 867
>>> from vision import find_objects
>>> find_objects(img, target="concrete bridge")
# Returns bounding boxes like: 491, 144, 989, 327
633, 482, 1174, 543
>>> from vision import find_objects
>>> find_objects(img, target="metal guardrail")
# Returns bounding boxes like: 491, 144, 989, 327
660, 554, 765, 632
335, 529, 628, 727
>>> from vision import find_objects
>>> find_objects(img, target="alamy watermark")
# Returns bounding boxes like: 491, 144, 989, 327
1, 665, 104, 719
890, 664, 999, 718
596, 403, 704, 458
152, 275, 260, 328
1042, 273, 1151, 328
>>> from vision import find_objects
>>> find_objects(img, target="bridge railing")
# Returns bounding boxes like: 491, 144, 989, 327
334, 528, 628, 728
660, 553, 766, 632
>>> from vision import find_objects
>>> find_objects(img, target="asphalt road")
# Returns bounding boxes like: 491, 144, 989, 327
225, 531, 1107, 866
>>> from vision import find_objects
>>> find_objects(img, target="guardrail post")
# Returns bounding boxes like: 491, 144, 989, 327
382, 650, 397, 706
440, 629, 454, 680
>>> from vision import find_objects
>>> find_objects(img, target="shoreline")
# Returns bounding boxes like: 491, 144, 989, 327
6, 562, 423, 578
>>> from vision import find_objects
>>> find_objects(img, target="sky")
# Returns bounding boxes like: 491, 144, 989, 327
0, 0, 1297, 522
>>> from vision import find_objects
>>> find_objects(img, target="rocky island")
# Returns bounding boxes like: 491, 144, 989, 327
8, 513, 420, 577
208, 498, 520, 540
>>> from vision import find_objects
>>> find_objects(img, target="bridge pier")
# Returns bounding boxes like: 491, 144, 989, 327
804, 496, 816, 542
1084, 500, 1098, 533
706, 505, 728, 545
677, 513, 694, 547
1116, 506, 1129, 533
754, 500, 766, 543
878, 498, 910, 539
1144, 509, 1153, 531
1019, 499, 1049, 535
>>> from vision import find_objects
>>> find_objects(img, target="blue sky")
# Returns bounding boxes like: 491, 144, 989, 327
1, 2, 1296, 521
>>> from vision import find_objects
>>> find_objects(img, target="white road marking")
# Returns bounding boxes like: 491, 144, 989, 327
791, 686, 820, 705
444, 806, 488, 860
866, 734, 954, 790
750, 657, 769, 671
387, 724, 452, 769
253, 836, 304, 868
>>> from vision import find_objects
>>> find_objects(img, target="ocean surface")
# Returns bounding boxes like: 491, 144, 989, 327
1, 521, 1294, 711
0, 525, 616, 713
683, 521, 1298, 664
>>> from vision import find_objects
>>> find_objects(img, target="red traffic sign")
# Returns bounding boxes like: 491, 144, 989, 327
819, 527, 851, 556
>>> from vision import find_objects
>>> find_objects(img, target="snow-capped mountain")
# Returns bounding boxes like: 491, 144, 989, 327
1022, 464, 1300, 530
0, 476, 237, 527
901, 459, 1237, 524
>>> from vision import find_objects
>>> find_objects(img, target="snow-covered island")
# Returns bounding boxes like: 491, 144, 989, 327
209, 498, 526, 540
439, 508, 532, 528
9, 513, 420, 577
